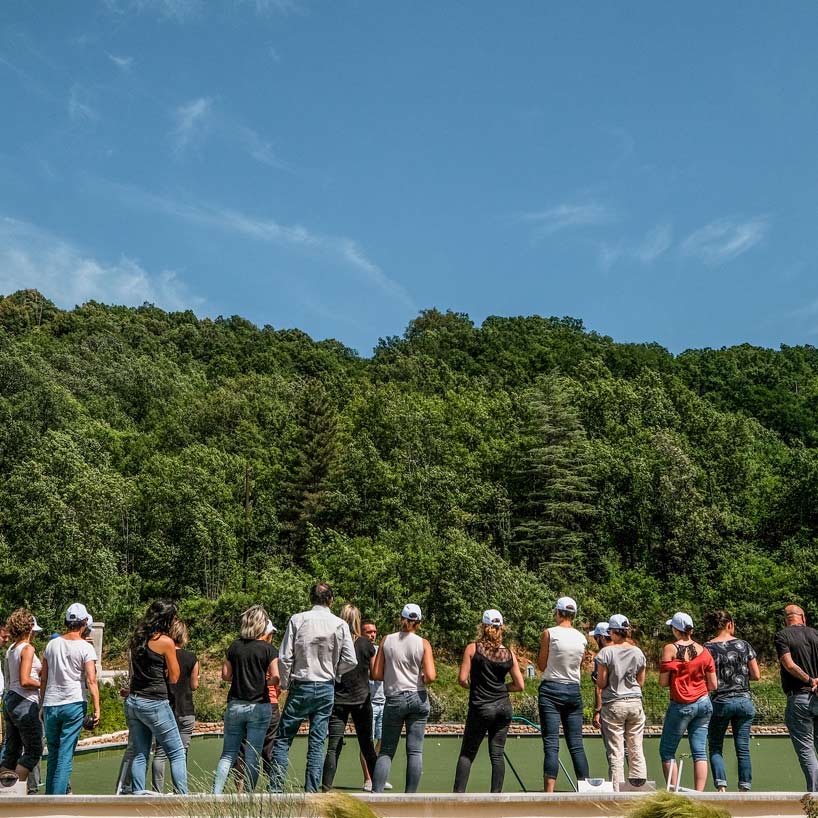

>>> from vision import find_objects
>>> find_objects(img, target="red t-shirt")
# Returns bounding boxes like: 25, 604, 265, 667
660, 647, 715, 703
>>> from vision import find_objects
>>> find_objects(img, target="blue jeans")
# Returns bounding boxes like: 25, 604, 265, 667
538, 681, 589, 782
785, 692, 818, 792
372, 702, 384, 741
124, 695, 188, 794
373, 690, 430, 793
213, 700, 272, 793
269, 681, 334, 793
708, 696, 754, 790
660, 695, 713, 763
43, 701, 86, 794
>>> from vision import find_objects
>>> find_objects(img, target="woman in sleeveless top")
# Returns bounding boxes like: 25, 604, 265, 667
536, 596, 589, 791
704, 609, 760, 792
124, 599, 188, 794
453, 609, 524, 793
0, 609, 43, 784
371, 603, 436, 793
659, 612, 718, 791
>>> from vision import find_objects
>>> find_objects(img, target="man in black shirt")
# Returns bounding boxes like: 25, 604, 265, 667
775, 604, 818, 791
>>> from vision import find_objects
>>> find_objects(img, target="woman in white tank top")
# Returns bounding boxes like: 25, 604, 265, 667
536, 596, 590, 791
0, 608, 43, 784
370, 603, 436, 793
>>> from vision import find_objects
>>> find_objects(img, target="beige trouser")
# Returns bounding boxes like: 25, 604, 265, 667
600, 698, 646, 790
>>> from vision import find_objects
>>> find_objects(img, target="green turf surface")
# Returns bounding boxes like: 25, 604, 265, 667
57, 734, 805, 794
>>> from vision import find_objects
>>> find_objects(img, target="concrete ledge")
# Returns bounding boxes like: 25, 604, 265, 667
0, 791, 810, 818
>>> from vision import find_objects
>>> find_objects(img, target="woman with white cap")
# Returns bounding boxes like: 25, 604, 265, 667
213, 605, 279, 793
595, 614, 647, 789
536, 596, 589, 791
453, 609, 524, 793
371, 603, 436, 793
589, 622, 610, 733
40, 602, 100, 794
0, 609, 44, 786
322, 604, 378, 791
659, 612, 717, 791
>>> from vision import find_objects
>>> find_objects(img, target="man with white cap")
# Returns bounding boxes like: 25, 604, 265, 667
536, 596, 590, 791
371, 603, 436, 793
595, 614, 647, 789
268, 583, 356, 793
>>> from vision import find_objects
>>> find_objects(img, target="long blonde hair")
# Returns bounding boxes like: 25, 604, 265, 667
476, 623, 505, 649
340, 604, 361, 639
240, 605, 269, 640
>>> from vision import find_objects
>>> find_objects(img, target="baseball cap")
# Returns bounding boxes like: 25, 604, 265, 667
590, 621, 610, 637
264, 619, 277, 636
401, 603, 422, 621
555, 596, 578, 614
482, 609, 503, 626
31, 617, 43, 633
666, 612, 694, 631
65, 603, 90, 625
608, 614, 631, 631
86, 614, 94, 631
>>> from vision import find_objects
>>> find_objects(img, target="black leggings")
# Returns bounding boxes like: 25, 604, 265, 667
321, 698, 377, 790
453, 700, 512, 793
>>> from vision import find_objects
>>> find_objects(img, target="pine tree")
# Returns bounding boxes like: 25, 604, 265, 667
512, 377, 597, 580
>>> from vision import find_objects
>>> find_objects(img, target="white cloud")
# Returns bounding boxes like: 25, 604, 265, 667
68, 83, 99, 123
96, 180, 415, 309
0, 217, 199, 312
597, 242, 623, 273
634, 223, 673, 264
170, 96, 212, 154
518, 202, 615, 242
103, 0, 203, 22
268, 46, 282, 63
681, 217, 769, 265
107, 53, 134, 71
239, 0, 303, 14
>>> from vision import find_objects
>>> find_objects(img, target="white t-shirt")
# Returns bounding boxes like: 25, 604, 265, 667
7, 642, 42, 702
42, 637, 96, 706
542, 626, 587, 684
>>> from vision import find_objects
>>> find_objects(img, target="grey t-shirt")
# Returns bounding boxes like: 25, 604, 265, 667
596, 644, 646, 704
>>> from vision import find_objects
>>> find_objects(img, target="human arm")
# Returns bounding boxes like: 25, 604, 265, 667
458, 643, 475, 689
190, 660, 200, 691
277, 618, 295, 690
84, 658, 101, 726
748, 657, 761, 682
153, 635, 180, 684
421, 638, 436, 684
19, 644, 40, 689
267, 657, 280, 688
658, 643, 675, 688
336, 623, 358, 678
508, 651, 524, 693
38, 656, 49, 709
371, 637, 385, 681
536, 629, 550, 673
221, 659, 232, 682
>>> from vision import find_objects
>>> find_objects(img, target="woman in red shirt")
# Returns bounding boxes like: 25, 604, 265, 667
658, 612, 718, 791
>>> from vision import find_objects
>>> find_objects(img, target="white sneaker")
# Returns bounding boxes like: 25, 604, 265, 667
362, 781, 373, 792
384, 782, 393, 790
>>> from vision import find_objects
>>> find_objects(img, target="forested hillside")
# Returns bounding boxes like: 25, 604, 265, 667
0, 289, 815, 657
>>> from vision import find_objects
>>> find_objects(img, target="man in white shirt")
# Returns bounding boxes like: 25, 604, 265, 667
268, 583, 356, 793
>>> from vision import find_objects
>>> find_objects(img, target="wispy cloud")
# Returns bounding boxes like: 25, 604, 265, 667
94, 180, 414, 309
107, 53, 134, 71
634, 223, 673, 264
103, 0, 203, 22
681, 217, 769, 265
170, 96, 212, 155
68, 83, 99, 123
518, 202, 615, 242
268, 45, 282, 63
0, 217, 200, 312
238, 0, 304, 14
170, 96, 285, 169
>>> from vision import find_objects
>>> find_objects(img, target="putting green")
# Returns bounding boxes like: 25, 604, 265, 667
55, 733, 804, 794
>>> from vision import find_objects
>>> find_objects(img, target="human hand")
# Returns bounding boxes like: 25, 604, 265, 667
592, 711, 601, 730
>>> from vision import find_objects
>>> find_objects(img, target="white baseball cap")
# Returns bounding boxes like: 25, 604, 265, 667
482, 609, 503, 626
401, 603, 422, 621
555, 596, 578, 614
31, 617, 43, 633
590, 621, 609, 637
666, 612, 694, 631
264, 619, 277, 636
608, 614, 631, 631
65, 603, 90, 625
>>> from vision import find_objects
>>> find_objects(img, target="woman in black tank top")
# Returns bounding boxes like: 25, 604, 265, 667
123, 600, 189, 794
453, 610, 525, 793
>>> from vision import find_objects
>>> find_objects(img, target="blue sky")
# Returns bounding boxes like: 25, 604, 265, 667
1, 1, 817, 355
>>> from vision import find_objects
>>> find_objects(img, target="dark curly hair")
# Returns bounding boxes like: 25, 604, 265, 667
130, 599, 177, 658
